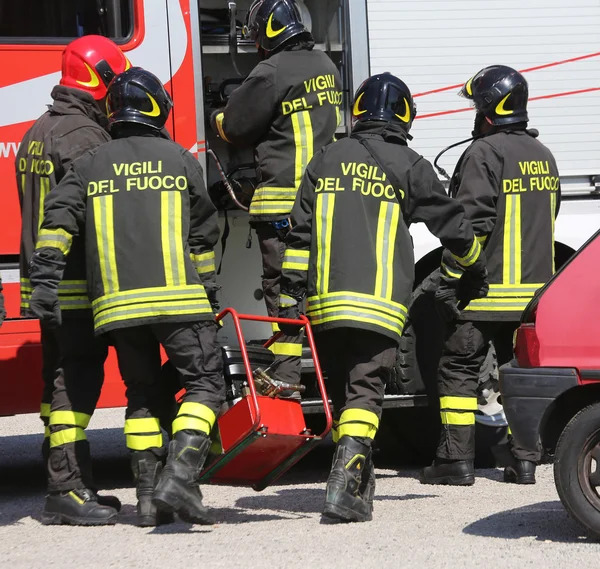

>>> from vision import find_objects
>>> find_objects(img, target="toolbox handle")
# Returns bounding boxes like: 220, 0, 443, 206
215, 308, 333, 439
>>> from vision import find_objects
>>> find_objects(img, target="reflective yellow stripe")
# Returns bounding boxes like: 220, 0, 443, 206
440, 396, 478, 411
307, 291, 407, 317
291, 110, 314, 189
249, 187, 298, 216
36, 228, 73, 255
268, 342, 303, 357
49, 411, 91, 428
279, 293, 297, 308
452, 236, 481, 268
441, 261, 463, 280
441, 411, 475, 426
331, 420, 339, 443
190, 251, 216, 275
282, 248, 310, 272
50, 427, 86, 448
93, 284, 208, 310
375, 201, 400, 299
126, 433, 163, 450
124, 417, 160, 434
476, 235, 488, 245
315, 193, 335, 295
38, 176, 50, 232
503, 194, 521, 285
215, 112, 231, 143
338, 408, 379, 440
550, 192, 556, 274
94, 300, 211, 330
44, 426, 50, 439
68, 491, 85, 505
172, 416, 212, 435
93, 196, 119, 294
178, 402, 216, 428
161, 191, 185, 287
40, 403, 51, 419
463, 298, 531, 311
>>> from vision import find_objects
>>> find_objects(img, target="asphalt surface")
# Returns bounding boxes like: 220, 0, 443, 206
1, 409, 599, 569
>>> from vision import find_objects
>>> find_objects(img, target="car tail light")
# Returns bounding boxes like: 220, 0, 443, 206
514, 323, 540, 368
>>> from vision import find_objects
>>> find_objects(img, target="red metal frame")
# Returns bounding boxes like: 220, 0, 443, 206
216, 308, 333, 438
200, 308, 332, 490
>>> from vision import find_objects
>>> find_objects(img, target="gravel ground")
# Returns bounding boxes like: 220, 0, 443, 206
1, 408, 599, 569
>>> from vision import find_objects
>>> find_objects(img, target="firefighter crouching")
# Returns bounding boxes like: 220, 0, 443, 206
210, 0, 341, 388
16, 35, 130, 523
420, 66, 561, 487
278, 73, 489, 522
29, 68, 226, 527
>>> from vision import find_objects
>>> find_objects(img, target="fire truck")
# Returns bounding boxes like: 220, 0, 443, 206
0, 0, 598, 462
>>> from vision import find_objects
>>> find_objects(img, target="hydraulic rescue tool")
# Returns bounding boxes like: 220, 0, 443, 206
199, 308, 332, 491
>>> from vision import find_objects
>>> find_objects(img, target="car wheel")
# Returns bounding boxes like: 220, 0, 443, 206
554, 402, 600, 539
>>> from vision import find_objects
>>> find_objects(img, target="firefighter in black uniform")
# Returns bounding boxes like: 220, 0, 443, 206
210, 0, 342, 387
278, 73, 489, 522
16, 35, 130, 523
420, 66, 561, 487
29, 68, 225, 527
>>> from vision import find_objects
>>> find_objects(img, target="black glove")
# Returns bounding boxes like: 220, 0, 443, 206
0, 289, 5, 328
458, 268, 489, 302
277, 303, 303, 336
435, 275, 461, 322
29, 285, 62, 329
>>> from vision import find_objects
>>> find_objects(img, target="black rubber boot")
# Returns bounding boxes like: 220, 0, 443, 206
95, 493, 122, 512
152, 431, 213, 525
322, 436, 373, 523
359, 449, 376, 510
41, 488, 118, 526
420, 458, 475, 486
131, 451, 174, 527
504, 459, 536, 484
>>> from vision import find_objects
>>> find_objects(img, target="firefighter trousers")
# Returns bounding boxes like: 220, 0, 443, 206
255, 223, 303, 384
316, 328, 397, 441
40, 323, 60, 436
436, 319, 539, 462
110, 321, 226, 455
46, 317, 108, 492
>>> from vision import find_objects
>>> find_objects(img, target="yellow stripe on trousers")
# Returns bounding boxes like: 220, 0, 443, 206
161, 191, 185, 286
503, 194, 522, 285
291, 110, 314, 189
374, 201, 400, 299
315, 193, 335, 295
38, 176, 50, 232
93, 196, 119, 294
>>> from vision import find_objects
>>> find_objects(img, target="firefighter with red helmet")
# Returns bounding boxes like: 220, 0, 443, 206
16, 35, 130, 525
420, 65, 561, 487
210, 0, 342, 390
29, 68, 225, 527
278, 73, 489, 522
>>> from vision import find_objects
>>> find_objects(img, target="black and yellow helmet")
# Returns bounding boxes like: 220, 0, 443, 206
243, 0, 312, 54
106, 67, 172, 131
351, 72, 416, 130
460, 65, 528, 126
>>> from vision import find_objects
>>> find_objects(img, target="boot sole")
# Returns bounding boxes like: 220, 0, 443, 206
153, 492, 214, 525
322, 501, 372, 523
41, 512, 117, 526
503, 472, 536, 485
419, 474, 474, 486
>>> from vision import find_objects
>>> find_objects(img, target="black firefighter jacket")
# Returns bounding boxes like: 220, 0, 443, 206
448, 128, 560, 320
213, 46, 342, 223
16, 86, 111, 317
280, 121, 484, 344
34, 133, 219, 335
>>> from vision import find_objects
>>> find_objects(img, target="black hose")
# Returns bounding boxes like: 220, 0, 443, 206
433, 136, 476, 181
207, 149, 249, 212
